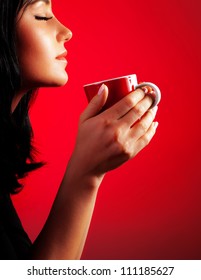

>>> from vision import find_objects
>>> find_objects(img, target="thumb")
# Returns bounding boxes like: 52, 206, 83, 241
80, 84, 108, 122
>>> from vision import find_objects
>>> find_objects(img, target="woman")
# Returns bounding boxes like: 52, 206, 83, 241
0, 0, 158, 259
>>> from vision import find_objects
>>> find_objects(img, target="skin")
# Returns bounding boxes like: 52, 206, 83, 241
13, 0, 158, 259
12, 0, 72, 111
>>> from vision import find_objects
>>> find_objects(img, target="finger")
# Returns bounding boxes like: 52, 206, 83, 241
136, 82, 161, 108
133, 122, 159, 155
80, 84, 108, 123
130, 106, 158, 140
140, 85, 153, 94
101, 88, 145, 120
119, 94, 154, 127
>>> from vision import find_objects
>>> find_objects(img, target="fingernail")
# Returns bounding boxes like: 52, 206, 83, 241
141, 86, 148, 94
153, 122, 159, 129
97, 84, 105, 95
151, 106, 158, 114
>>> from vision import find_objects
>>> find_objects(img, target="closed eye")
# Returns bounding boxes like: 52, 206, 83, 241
34, 16, 53, 21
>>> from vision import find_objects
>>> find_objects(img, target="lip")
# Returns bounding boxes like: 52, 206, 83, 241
56, 51, 67, 61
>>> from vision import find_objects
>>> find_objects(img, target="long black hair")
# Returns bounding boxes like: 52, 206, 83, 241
0, 0, 43, 194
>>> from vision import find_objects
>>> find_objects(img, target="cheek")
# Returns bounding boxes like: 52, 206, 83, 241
18, 30, 52, 74
16, 23, 68, 88
19, 34, 54, 86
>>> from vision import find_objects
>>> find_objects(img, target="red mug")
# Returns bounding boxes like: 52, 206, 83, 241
83, 74, 161, 111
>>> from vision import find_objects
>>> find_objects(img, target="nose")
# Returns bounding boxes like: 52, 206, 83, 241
64, 28, 73, 42
56, 20, 73, 42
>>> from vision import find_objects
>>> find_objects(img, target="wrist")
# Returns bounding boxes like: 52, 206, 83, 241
67, 170, 104, 190
63, 157, 105, 193
62, 162, 104, 197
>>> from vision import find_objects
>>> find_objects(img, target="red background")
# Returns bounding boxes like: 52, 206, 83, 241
13, 0, 201, 259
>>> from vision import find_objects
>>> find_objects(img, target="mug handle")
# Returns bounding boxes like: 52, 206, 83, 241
135, 82, 161, 108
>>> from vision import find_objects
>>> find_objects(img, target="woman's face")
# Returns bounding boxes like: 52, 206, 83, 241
16, 0, 72, 91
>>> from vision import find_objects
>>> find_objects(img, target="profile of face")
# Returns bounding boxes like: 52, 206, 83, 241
16, 0, 72, 92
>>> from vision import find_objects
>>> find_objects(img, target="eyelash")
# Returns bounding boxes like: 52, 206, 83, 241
35, 16, 53, 21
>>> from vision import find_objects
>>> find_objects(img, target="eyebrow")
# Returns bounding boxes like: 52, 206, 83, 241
40, 0, 50, 3
31, 0, 50, 5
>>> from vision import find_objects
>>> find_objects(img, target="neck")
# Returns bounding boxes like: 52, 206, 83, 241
11, 93, 23, 113
11, 91, 26, 113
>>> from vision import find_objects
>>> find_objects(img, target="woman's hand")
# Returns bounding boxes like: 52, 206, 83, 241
32, 84, 158, 260
68, 84, 158, 183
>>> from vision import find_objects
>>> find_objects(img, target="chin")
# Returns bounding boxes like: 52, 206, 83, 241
48, 73, 68, 87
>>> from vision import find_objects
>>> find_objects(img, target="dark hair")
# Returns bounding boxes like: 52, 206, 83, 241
0, 0, 43, 194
